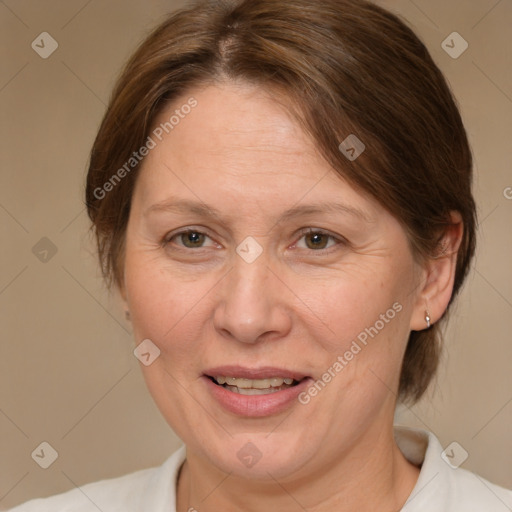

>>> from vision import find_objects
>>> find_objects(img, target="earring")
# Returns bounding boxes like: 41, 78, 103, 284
425, 310, 431, 329
125, 310, 131, 321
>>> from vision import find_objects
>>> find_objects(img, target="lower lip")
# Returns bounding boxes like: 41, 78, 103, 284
202, 376, 312, 417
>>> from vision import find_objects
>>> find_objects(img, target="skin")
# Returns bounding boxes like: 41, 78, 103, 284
121, 81, 462, 512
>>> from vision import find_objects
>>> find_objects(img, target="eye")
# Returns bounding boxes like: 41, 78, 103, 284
294, 229, 342, 251
165, 229, 217, 249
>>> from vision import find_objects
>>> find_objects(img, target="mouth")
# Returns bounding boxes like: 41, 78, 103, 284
206, 375, 305, 395
203, 365, 310, 395
202, 366, 312, 417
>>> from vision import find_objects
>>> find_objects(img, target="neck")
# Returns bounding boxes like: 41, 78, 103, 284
176, 426, 420, 512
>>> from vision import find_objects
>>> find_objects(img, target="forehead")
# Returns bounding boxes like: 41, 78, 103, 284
156, 82, 318, 163
132, 81, 380, 220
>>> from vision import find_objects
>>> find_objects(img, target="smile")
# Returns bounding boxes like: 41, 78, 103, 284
202, 368, 311, 416
211, 376, 300, 394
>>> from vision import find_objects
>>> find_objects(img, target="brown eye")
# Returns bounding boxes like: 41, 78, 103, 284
179, 231, 206, 248
295, 230, 340, 251
164, 228, 219, 252
304, 232, 330, 250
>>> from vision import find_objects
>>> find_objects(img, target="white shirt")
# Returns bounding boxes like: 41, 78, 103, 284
9, 427, 512, 511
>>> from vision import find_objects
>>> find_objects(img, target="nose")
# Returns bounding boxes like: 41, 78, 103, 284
212, 257, 292, 344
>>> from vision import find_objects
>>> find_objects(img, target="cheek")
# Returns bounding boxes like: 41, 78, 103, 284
123, 251, 215, 359
295, 266, 413, 399
298, 270, 404, 349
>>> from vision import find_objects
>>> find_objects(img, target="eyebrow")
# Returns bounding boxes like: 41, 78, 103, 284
278, 202, 372, 223
144, 198, 224, 221
144, 198, 372, 224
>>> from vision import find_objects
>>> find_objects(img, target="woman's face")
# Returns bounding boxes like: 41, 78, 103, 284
123, 81, 424, 480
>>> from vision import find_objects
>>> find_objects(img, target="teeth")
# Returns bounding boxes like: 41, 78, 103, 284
224, 385, 285, 395
214, 376, 296, 389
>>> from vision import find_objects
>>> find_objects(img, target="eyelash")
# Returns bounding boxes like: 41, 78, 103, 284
163, 227, 346, 253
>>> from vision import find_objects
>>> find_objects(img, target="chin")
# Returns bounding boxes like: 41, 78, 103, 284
198, 430, 319, 481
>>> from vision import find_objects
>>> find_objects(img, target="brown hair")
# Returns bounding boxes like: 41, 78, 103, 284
85, 0, 476, 403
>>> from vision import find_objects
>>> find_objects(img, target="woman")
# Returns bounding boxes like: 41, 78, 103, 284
11, 0, 512, 510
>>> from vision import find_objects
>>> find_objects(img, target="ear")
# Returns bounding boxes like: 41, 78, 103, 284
410, 211, 464, 331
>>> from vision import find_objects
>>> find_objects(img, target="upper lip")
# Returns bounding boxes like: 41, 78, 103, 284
204, 365, 309, 381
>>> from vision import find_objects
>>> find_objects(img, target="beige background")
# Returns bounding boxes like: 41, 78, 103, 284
1, 0, 511, 509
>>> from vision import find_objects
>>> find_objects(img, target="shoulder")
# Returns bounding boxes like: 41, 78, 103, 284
395, 426, 512, 512
444, 468, 512, 510
8, 445, 186, 512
